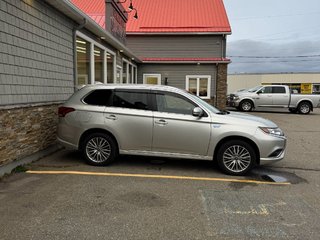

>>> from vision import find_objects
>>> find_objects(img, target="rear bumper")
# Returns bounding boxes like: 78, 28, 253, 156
57, 137, 78, 150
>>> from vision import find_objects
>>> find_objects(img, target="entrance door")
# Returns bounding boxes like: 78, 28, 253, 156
143, 74, 161, 85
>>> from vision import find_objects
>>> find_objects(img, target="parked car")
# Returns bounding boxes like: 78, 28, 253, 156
57, 84, 286, 175
227, 85, 320, 114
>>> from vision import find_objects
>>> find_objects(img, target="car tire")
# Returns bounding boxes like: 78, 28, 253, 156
217, 140, 256, 176
240, 100, 253, 112
82, 133, 117, 166
298, 102, 311, 114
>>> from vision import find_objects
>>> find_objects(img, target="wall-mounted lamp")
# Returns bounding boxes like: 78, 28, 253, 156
117, 0, 138, 19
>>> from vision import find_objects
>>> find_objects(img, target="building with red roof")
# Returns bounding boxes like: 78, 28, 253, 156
0, 0, 231, 170
71, 0, 231, 107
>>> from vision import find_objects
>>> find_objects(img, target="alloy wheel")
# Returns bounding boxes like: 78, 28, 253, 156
222, 145, 251, 173
86, 137, 111, 163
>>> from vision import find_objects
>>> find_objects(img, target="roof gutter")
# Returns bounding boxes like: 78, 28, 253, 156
126, 32, 232, 36
44, 0, 142, 63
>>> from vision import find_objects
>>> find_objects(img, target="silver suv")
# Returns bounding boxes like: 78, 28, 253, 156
57, 85, 286, 175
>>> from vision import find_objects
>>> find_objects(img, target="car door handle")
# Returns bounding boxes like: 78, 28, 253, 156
155, 119, 168, 125
105, 114, 117, 120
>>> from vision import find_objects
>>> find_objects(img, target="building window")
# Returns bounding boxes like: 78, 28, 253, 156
107, 53, 115, 83
94, 46, 103, 83
116, 65, 122, 83
76, 32, 117, 86
133, 66, 137, 83
76, 37, 90, 85
122, 61, 128, 84
128, 65, 132, 83
186, 75, 211, 99
143, 74, 161, 85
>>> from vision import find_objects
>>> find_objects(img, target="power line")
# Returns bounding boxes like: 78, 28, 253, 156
230, 12, 320, 21
232, 59, 320, 64
228, 55, 320, 59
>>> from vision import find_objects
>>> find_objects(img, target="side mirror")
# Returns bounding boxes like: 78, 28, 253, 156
192, 107, 204, 117
257, 91, 262, 94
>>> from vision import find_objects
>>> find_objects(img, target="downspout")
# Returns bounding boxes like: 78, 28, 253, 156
73, 19, 87, 91
215, 63, 218, 107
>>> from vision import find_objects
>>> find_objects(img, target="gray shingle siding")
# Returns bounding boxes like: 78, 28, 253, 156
126, 35, 225, 58
137, 64, 217, 97
0, 0, 75, 106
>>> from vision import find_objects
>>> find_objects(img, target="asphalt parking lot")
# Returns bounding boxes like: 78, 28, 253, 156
0, 109, 319, 240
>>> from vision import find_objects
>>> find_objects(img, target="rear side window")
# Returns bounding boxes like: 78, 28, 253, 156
83, 89, 113, 106
113, 91, 150, 110
272, 87, 286, 93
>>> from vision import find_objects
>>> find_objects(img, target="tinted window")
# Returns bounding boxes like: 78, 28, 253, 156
272, 87, 286, 93
113, 91, 150, 110
83, 90, 113, 106
156, 93, 196, 115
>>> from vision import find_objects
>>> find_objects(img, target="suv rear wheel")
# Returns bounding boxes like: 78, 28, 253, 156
82, 133, 117, 166
217, 140, 256, 175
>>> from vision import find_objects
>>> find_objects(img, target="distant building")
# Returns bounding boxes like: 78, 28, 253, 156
227, 72, 320, 94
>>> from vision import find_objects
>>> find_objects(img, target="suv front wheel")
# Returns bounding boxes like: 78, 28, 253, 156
217, 140, 256, 175
82, 133, 117, 166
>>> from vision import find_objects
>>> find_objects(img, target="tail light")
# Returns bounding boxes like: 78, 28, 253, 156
58, 107, 75, 117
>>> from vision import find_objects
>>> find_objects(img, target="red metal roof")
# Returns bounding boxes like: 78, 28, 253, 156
71, 0, 106, 28
124, 0, 231, 33
142, 57, 231, 63
71, 0, 231, 33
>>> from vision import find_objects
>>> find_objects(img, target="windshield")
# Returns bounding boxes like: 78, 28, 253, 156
185, 92, 220, 114
248, 86, 263, 92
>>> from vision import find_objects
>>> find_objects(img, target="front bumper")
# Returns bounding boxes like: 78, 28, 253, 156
227, 99, 240, 107
255, 129, 287, 165
260, 148, 286, 165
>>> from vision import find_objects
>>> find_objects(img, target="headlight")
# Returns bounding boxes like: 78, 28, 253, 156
233, 95, 240, 100
259, 127, 284, 137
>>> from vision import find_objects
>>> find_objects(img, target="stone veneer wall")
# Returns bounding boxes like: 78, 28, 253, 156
216, 64, 228, 109
0, 104, 59, 166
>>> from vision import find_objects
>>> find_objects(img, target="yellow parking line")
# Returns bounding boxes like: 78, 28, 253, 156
26, 170, 290, 185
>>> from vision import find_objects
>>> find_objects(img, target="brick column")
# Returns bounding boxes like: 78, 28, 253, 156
216, 63, 228, 109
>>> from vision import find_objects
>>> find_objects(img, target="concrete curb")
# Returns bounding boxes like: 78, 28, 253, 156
0, 145, 63, 178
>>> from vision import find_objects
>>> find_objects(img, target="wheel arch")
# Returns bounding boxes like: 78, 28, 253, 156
239, 98, 255, 109
297, 99, 313, 111
79, 128, 119, 153
213, 136, 260, 165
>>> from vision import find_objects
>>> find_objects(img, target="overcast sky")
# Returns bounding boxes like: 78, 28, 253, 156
223, 0, 320, 73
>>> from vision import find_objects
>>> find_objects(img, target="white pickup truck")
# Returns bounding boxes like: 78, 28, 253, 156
227, 85, 320, 114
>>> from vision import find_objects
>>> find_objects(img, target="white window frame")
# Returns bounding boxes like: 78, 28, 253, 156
186, 75, 211, 99
116, 65, 123, 84
76, 31, 116, 84
143, 74, 161, 85
123, 58, 137, 84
